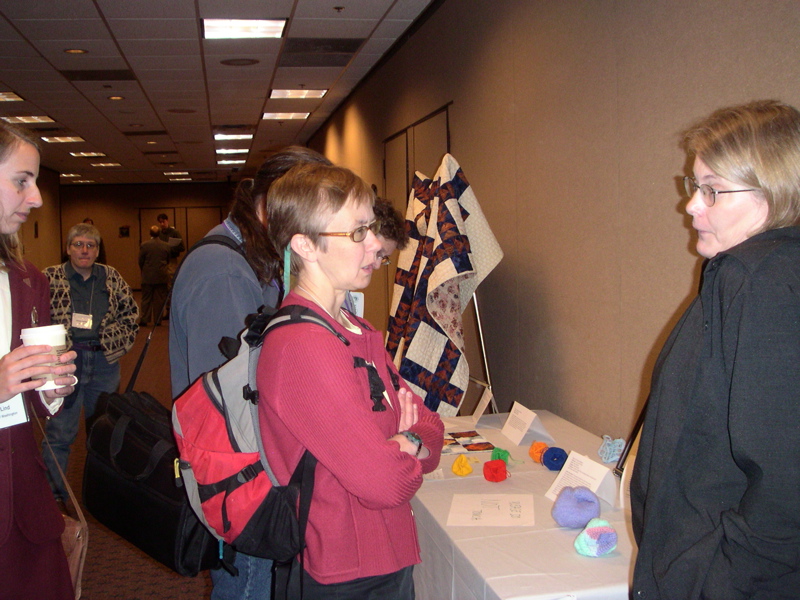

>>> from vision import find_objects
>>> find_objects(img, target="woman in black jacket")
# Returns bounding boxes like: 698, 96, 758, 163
631, 100, 800, 600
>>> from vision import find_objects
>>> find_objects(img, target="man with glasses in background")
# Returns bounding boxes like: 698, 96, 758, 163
343, 197, 410, 316
41, 222, 139, 511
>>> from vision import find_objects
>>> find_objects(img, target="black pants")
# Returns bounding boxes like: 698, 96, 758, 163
280, 560, 414, 600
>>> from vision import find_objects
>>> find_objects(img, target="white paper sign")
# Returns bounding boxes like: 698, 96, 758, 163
500, 401, 553, 445
0, 395, 29, 429
446, 493, 535, 527
348, 292, 365, 317
618, 453, 635, 511
545, 451, 617, 507
470, 387, 493, 423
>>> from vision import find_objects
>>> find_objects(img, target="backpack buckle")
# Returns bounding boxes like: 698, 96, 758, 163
243, 384, 259, 404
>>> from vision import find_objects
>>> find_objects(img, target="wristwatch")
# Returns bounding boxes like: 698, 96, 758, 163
400, 430, 423, 456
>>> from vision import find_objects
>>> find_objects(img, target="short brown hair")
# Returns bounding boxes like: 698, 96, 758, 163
683, 100, 800, 231
267, 163, 374, 275
373, 197, 409, 250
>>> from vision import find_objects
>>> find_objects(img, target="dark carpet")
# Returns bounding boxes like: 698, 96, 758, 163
58, 320, 213, 599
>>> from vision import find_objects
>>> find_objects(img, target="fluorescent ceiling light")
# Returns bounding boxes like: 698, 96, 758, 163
91, 162, 121, 167
0, 92, 23, 102
214, 133, 253, 141
169, 178, 192, 182
164, 171, 188, 176
74, 180, 95, 183
271, 89, 327, 99
217, 159, 246, 165
42, 136, 85, 143
60, 173, 81, 178
203, 19, 286, 39
71, 151, 106, 157
262, 112, 309, 120
2, 115, 54, 124
216, 148, 248, 154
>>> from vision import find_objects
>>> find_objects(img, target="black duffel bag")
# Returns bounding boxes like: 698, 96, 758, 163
83, 389, 218, 576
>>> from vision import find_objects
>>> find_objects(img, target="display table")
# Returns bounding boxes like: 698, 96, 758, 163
412, 411, 635, 600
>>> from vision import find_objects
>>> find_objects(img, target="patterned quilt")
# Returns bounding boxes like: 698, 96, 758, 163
386, 154, 503, 415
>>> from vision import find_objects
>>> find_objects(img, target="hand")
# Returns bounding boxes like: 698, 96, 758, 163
0, 346, 76, 402
389, 433, 420, 456
397, 388, 419, 432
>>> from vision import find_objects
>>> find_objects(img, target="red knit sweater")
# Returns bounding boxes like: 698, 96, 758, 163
256, 293, 444, 585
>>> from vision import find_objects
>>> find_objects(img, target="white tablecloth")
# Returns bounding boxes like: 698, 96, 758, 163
412, 411, 636, 600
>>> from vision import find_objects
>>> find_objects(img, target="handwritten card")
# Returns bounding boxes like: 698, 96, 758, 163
545, 451, 617, 506
446, 494, 535, 527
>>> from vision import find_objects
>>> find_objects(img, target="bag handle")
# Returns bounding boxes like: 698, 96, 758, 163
108, 415, 173, 480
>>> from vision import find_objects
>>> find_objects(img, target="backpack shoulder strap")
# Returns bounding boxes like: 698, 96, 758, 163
171, 233, 247, 289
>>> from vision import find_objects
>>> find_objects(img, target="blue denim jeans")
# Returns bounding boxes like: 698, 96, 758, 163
42, 348, 120, 500
211, 553, 273, 600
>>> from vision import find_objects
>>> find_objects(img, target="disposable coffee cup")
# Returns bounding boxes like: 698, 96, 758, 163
20, 324, 69, 391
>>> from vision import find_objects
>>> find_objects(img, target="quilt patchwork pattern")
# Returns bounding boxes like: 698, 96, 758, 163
387, 154, 502, 415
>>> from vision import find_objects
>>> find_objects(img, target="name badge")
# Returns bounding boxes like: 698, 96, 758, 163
72, 313, 93, 329
0, 395, 29, 429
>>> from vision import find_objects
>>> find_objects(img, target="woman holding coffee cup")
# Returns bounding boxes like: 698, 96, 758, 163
0, 121, 78, 599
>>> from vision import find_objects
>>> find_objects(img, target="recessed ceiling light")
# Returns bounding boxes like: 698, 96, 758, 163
60, 173, 81, 178
271, 89, 327, 99
108, 95, 124, 101
91, 162, 122, 167
64, 48, 88, 54
70, 151, 106, 157
216, 148, 248, 154
74, 180, 95, 183
146, 141, 157, 145
169, 178, 192, 182
203, 19, 286, 39
220, 58, 259, 67
214, 133, 253, 141
2, 115, 54, 124
164, 171, 188, 176
0, 92, 23, 102
217, 159, 246, 165
262, 112, 309, 120
41, 136, 85, 143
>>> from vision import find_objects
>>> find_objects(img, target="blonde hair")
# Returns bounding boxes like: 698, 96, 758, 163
267, 163, 374, 275
683, 100, 800, 231
0, 122, 40, 269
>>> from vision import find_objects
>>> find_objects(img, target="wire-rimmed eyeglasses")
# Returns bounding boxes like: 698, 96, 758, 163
377, 255, 391, 267
70, 241, 98, 250
318, 219, 380, 243
683, 176, 757, 208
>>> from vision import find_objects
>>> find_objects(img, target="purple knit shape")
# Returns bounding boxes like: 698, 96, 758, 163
551, 486, 601, 528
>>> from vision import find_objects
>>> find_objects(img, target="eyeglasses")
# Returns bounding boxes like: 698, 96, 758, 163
70, 241, 98, 250
318, 219, 380, 243
683, 176, 757, 208
377, 255, 391, 267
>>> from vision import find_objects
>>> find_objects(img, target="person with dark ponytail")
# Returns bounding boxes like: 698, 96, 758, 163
168, 145, 329, 600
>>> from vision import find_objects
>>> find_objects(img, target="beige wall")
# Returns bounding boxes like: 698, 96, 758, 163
18, 165, 62, 268
57, 182, 231, 288
309, 0, 800, 438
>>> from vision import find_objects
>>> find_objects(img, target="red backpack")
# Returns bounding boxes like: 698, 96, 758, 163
172, 304, 348, 565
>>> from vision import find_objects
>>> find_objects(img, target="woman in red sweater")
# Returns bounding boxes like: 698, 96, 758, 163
257, 162, 444, 599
